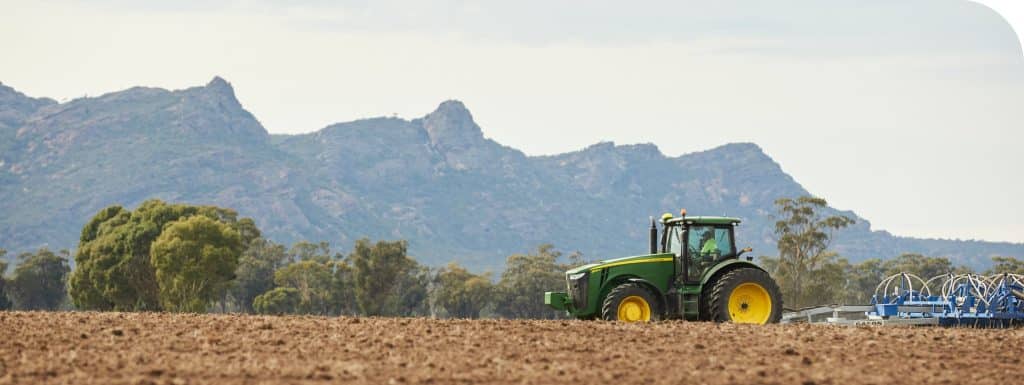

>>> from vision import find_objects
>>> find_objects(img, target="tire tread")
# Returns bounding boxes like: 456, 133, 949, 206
706, 268, 783, 323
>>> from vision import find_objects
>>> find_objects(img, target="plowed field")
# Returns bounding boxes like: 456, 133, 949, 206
1, 312, 1021, 385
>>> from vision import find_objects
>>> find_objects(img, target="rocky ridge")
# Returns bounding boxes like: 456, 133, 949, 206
1, 78, 1021, 270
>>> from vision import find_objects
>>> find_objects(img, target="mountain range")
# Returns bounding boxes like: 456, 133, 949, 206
1, 77, 1021, 271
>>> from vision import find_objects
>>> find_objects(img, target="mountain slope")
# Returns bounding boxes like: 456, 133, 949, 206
1, 79, 1021, 271
0, 82, 56, 174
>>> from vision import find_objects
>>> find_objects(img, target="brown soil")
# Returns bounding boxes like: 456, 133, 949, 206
0, 311, 1021, 385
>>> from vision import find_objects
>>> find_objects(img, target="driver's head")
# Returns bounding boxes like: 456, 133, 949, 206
700, 230, 713, 242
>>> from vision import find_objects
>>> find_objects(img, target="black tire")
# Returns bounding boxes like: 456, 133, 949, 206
699, 280, 714, 321
601, 282, 661, 322
707, 268, 783, 324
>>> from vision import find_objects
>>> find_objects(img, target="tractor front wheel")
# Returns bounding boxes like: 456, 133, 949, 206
601, 283, 660, 322
707, 268, 782, 324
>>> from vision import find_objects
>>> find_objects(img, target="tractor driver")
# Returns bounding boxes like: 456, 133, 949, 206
686, 227, 721, 281
699, 229, 719, 257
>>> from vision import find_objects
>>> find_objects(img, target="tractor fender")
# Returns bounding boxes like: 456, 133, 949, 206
600, 276, 667, 314
701, 259, 765, 287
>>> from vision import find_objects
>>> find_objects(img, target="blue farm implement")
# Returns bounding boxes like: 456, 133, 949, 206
782, 272, 1024, 327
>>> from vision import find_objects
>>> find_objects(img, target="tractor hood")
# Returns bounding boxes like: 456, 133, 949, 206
566, 253, 674, 275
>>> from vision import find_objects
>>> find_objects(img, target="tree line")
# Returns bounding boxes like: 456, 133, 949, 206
1, 197, 1022, 315
0, 200, 582, 318
759, 196, 1024, 309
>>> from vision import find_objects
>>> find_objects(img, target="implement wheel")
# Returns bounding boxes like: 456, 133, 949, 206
601, 283, 660, 322
708, 268, 782, 324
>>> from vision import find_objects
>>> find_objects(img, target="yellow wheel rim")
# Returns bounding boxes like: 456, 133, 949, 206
727, 283, 772, 324
617, 295, 652, 322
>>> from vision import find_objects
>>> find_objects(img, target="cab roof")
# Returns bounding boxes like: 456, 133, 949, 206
663, 216, 741, 226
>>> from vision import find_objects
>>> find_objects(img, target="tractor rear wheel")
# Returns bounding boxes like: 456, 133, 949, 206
707, 268, 782, 324
601, 283, 660, 322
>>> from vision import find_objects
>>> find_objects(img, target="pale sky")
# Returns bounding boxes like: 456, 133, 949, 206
1, 1, 1022, 243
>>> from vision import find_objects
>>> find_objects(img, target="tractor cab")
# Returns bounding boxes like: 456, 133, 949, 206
658, 212, 747, 285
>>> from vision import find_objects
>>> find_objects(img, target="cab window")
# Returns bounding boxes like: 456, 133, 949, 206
686, 226, 734, 257
666, 226, 683, 256
686, 225, 734, 281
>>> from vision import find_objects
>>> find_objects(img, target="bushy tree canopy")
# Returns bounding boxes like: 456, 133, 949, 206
493, 244, 570, 319
70, 200, 255, 311
253, 287, 302, 315
837, 258, 886, 304
288, 241, 335, 263
230, 238, 287, 313
349, 239, 427, 316
433, 263, 493, 319
150, 215, 243, 313
882, 253, 963, 280
329, 259, 356, 316
7, 248, 71, 310
986, 256, 1024, 275
272, 260, 335, 315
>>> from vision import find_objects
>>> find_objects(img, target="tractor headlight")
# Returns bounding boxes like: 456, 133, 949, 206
568, 272, 587, 281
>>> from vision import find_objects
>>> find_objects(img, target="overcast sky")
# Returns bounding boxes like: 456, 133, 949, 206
2, 0, 1022, 243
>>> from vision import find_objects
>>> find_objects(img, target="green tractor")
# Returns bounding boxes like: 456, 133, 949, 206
545, 209, 783, 323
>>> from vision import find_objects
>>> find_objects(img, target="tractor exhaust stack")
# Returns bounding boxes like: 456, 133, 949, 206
649, 217, 657, 254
